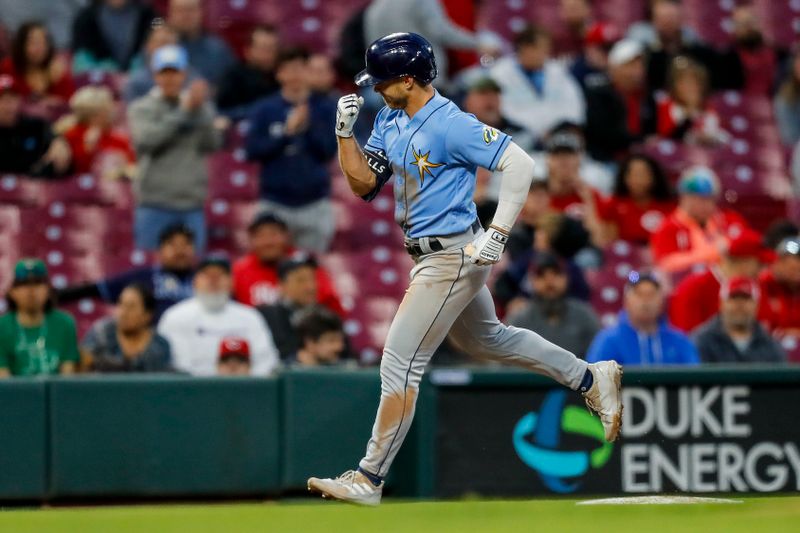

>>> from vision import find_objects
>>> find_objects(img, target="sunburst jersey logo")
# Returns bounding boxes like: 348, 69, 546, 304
409, 145, 444, 185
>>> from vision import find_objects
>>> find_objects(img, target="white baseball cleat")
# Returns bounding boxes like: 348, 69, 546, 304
307, 470, 383, 506
582, 361, 623, 442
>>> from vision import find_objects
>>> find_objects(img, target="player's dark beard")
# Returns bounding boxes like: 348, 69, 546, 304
382, 93, 408, 109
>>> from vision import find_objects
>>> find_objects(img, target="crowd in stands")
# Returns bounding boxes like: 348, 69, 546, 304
1, 0, 799, 379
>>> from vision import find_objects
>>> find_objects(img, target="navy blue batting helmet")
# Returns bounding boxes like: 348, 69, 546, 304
355, 32, 438, 87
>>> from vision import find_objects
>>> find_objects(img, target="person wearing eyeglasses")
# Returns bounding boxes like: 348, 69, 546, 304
586, 270, 699, 366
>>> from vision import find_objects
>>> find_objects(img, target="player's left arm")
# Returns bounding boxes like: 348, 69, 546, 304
469, 142, 535, 265
445, 114, 535, 265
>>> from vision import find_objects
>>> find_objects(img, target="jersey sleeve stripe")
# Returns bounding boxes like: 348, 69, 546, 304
487, 134, 512, 170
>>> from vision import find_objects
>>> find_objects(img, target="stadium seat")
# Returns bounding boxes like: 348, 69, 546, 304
207, 151, 260, 201
780, 334, 800, 363
0, 205, 21, 237
480, 0, 533, 42
720, 193, 789, 232
595, 0, 647, 33
586, 267, 628, 326
682, 0, 736, 47
321, 254, 360, 300
61, 299, 116, 339
205, 0, 277, 22
40, 175, 117, 206
602, 240, 652, 271
206, 199, 259, 255
0, 175, 46, 206
330, 193, 403, 252
100, 249, 154, 277
0, 251, 21, 293
344, 295, 398, 364
44, 251, 105, 288
72, 71, 124, 98
755, 0, 800, 49
322, 248, 411, 299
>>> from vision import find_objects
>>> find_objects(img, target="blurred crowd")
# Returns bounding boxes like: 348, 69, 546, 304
0, 0, 799, 378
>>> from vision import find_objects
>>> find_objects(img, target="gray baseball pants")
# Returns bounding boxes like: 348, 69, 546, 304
358, 229, 590, 478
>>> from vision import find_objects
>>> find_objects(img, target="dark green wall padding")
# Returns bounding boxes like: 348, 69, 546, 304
0, 379, 47, 499
0, 367, 798, 501
47, 376, 280, 498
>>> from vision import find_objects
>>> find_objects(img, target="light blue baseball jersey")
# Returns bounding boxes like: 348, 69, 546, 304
363, 90, 511, 238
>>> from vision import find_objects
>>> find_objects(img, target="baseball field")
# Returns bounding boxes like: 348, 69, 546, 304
1, 496, 798, 533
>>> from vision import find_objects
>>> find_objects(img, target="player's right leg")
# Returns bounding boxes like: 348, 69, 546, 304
308, 249, 480, 504
447, 284, 623, 442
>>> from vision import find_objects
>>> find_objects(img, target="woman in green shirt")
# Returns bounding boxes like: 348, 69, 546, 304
0, 259, 79, 377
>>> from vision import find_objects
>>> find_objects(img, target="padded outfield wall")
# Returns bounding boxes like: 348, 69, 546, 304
0, 367, 798, 501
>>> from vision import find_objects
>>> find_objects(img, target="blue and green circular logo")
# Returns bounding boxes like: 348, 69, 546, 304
513, 390, 613, 493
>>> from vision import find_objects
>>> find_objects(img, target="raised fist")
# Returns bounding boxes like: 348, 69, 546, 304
335, 94, 364, 138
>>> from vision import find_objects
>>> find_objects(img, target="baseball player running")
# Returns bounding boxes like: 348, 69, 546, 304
308, 33, 622, 506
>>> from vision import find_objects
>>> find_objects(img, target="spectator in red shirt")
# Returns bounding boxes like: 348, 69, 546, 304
597, 154, 675, 245
758, 237, 800, 336
1, 21, 74, 105
651, 166, 748, 276
669, 229, 767, 333
58, 86, 135, 178
655, 57, 729, 146
232, 212, 344, 316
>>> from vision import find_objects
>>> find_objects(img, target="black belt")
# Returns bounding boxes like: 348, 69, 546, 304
404, 239, 444, 257
404, 219, 481, 258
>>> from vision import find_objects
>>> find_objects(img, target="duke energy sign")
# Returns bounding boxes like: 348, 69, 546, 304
620, 385, 800, 493
434, 381, 800, 496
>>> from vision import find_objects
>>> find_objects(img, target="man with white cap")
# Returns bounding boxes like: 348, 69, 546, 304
650, 166, 749, 276
584, 38, 655, 162
128, 44, 222, 253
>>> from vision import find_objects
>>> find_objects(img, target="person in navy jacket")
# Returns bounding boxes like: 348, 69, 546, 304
246, 46, 338, 253
587, 270, 700, 365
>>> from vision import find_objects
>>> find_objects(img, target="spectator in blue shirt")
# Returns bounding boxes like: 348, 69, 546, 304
56, 225, 196, 321
246, 47, 338, 252
587, 270, 700, 365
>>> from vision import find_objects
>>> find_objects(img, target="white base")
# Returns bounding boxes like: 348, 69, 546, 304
577, 495, 744, 505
